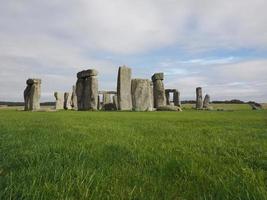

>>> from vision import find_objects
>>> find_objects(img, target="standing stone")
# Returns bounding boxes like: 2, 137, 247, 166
173, 90, 181, 107
148, 81, 154, 111
97, 95, 102, 110
152, 73, 166, 108
131, 79, 152, 111
54, 92, 64, 110
203, 94, 210, 109
117, 66, 132, 110
165, 90, 170, 105
103, 93, 112, 105
71, 85, 78, 110
76, 69, 98, 110
113, 95, 118, 110
64, 92, 72, 110
76, 78, 84, 110
24, 79, 41, 111
196, 87, 203, 109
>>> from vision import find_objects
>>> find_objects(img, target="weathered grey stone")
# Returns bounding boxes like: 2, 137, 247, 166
76, 69, 98, 111
113, 95, 118, 110
249, 102, 262, 110
76, 78, 84, 110
24, 79, 41, 111
203, 94, 210, 109
117, 66, 132, 110
196, 87, 203, 109
71, 85, 78, 110
77, 69, 98, 78
131, 79, 152, 111
64, 92, 72, 110
156, 105, 182, 111
152, 73, 166, 108
97, 95, 102, 110
173, 90, 181, 107
152, 73, 164, 82
83, 76, 98, 110
103, 93, 112, 105
54, 92, 64, 110
165, 90, 170, 105
148, 81, 154, 111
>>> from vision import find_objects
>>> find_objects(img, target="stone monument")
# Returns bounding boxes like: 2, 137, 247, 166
24, 79, 41, 111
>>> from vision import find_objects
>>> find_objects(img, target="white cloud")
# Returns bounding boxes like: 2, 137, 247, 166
0, 0, 267, 102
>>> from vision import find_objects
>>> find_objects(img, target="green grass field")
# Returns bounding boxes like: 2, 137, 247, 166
1, 107, 267, 199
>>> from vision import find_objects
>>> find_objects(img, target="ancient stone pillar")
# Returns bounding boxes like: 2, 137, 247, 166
117, 66, 132, 110
131, 79, 152, 111
113, 95, 118, 110
54, 92, 64, 110
165, 90, 170, 105
173, 90, 181, 107
103, 93, 112, 105
64, 92, 72, 110
203, 94, 210, 109
71, 85, 78, 110
196, 87, 203, 109
97, 95, 102, 110
76, 69, 98, 110
76, 78, 84, 110
151, 73, 166, 108
148, 81, 154, 111
24, 79, 41, 111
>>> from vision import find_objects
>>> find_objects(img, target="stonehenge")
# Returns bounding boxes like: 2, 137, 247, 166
24, 79, 41, 111
152, 73, 166, 108
23, 66, 215, 112
117, 66, 132, 110
196, 87, 203, 109
131, 79, 153, 111
76, 69, 98, 110
54, 92, 64, 110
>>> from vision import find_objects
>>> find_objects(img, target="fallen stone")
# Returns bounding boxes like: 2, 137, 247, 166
156, 105, 182, 111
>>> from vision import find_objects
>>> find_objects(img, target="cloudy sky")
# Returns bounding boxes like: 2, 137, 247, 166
1, 0, 267, 102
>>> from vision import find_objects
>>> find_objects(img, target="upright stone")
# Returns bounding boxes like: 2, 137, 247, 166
203, 94, 210, 109
64, 92, 72, 110
113, 95, 118, 110
71, 85, 78, 110
173, 90, 181, 107
152, 73, 166, 108
24, 79, 41, 111
117, 66, 132, 110
165, 90, 170, 105
97, 95, 102, 110
54, 92, 64, 110
196, 87, 203, 109
148, 81, 154, 111
76, 78, 84, 110
131, 79, 152, 111
103, 93, 112, 105
76, 69, 98, 110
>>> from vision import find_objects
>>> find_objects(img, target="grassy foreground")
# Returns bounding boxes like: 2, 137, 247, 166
0, 109, 267, 199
